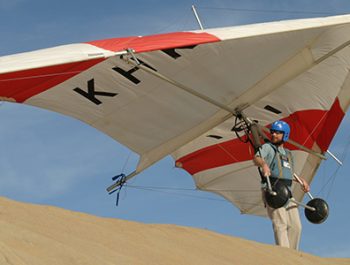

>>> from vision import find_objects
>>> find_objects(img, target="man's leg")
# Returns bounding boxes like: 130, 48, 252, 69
286, 200, 302, 250
267, 206, 290, 248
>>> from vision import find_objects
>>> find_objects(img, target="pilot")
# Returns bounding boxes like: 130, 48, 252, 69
253, 120, 310, 250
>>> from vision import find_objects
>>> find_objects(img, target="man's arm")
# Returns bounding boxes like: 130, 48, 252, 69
290, 151, 310, 193
253, 156, 271, 177
293, 174, 310, 192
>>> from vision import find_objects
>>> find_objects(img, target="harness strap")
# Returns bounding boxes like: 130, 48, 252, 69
276, 151, 283, 179
268, 143, 282, 179
109, 174, 127, 206
287, 150, 293, 173
268, 143, 293, 180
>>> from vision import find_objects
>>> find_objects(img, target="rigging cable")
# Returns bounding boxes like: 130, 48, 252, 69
125, 184, 228, 202
317, 135, 350, 199
153, 11, 193, 34
196, 6, 336, 16
127, 183, 263, 208
121, 151, 132, 174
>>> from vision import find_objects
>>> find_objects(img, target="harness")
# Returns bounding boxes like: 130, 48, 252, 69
267, 143, 294, 187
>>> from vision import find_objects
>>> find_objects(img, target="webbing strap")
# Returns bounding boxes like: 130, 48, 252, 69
109, 174, 127, 206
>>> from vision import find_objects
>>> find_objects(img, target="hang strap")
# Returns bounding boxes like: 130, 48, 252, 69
109, 173, 127, 206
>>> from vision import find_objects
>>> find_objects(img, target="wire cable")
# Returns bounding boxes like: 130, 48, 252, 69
317, 135, 350, 199
197, 6, 336, 16
126, 184, 228, 202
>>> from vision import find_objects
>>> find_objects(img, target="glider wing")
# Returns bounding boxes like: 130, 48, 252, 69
1, 15, 350, 215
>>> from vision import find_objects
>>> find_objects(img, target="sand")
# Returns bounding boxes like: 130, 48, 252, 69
0, 197, 347, 265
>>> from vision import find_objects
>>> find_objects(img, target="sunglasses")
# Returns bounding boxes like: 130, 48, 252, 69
270, 129, 283, 135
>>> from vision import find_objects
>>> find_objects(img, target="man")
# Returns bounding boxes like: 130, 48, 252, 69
253, 120, 310, 250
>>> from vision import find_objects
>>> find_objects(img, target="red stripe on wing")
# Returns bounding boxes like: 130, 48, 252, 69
0, 58, 104, 102
177, 99, 344, 175
86, 32, 220, 53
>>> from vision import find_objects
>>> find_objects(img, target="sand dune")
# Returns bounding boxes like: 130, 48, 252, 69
0, 197, 348, 265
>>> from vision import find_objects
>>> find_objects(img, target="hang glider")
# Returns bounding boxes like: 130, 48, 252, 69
1, 14, 350, 216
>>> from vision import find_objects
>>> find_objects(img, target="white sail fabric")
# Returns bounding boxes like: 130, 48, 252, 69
1, 15, 350, 215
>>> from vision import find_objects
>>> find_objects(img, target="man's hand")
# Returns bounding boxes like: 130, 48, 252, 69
294, 173, 310, 193
261, 163, 271, 177
300, 178, 310, 193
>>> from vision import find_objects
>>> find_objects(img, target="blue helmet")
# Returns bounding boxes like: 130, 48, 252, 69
270, 120, 290, 142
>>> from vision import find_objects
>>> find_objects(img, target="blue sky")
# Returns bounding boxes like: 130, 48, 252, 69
1, 0, 350, 258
